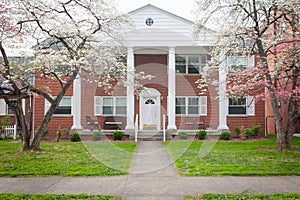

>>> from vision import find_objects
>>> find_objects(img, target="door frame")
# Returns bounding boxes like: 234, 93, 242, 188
139, 88, 161, 130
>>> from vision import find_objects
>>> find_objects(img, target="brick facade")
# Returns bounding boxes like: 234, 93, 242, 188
33, 74, 73, 139
30, 53, 267, 138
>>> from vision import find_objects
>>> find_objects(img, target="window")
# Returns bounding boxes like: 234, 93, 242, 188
228, 97, 246, 115
176, 97, 186, 114
176, 55, 207, 74
227, 56, 254, 74
94, 96, 126, 116
0, 99, 25, 116
45, 97, 72, 115
7, 100, 18, 115
145, 18, 154, 26
228, 96, 255, 116
176, 96, 207, 116
145, 99, 155, 105
188, 97, 199, 115
103, 97, 113, 115
54, 97, 72, 115
116, 97, 126, 115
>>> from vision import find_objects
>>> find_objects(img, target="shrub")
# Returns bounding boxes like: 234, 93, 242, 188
178, 131, 188, 140
70, 133, 81, 142
0, 116, 11, 127
56, 126, 71, 142
252, 124, 261, 136
197, 130, 207, 140
239, 125, 247, 140
60, 128, 70, 139
245, 124, 261, 139
112, 130, 123, 141
219, 132, 231, 140
234, 126, 241, 137
0, 116, 11, 139
41, 129, 49, 140
56, 126, 62, 142
93, 131, 102, 141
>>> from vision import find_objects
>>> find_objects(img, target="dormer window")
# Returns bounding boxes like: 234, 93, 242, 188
145, 18, 154, 26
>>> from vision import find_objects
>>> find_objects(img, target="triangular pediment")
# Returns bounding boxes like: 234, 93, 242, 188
125, 4, 215, 47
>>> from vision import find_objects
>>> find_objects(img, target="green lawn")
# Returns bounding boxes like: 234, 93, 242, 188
0, 193, 120, 200
185, 193, 300, 200
0, 140, 136, 177
166, 136, 300, 176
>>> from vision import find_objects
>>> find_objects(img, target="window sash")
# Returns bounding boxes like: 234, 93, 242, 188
54, 97, 72, 115
228, 97, 248, 115
103, 106, 114, 115
95, 96, 127, 116
227, 56, 254, 73
175, 55, 207, 74
116, 97, 126, 106
176, 97, 207, 116
7, 100, 18, 115
45, 97, 72, 115
103, 97, 113, 106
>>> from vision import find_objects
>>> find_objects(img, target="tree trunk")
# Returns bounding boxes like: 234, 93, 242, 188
22, 131, 31, 152
31, 71, 78, 151
286, 83, 297, 149
255, 38, 286, 150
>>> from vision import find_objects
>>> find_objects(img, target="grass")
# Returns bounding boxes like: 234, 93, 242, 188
0, 193, 120, 200
0, 140, 136, 177
166, 136, 300, 176
185, 193, 300, 200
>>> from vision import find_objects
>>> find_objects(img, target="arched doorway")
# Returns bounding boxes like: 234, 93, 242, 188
139, 88, 161, 130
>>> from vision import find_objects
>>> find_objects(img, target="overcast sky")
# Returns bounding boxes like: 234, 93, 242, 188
114, 0, 197, 21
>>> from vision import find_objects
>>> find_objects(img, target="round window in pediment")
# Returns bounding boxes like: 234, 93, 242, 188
145, 17, 154, 26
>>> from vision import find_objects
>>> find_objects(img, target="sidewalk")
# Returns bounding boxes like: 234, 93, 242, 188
0, 141, 300, 200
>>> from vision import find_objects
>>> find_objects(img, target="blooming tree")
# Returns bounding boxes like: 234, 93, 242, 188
194, 0, 300, 150
0, 0, 145, 151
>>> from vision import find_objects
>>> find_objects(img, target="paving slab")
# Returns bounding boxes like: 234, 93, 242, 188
129, 141, 177, 177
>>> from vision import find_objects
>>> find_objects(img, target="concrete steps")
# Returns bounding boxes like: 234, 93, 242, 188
136, 131, 166, 141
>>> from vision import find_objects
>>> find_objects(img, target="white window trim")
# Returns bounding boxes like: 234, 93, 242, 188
175, 55, 207, 75
175, 96, 207, 116
0, 99, 25, 116
227, 96, 255, 117
94, 96, 127, 116
227, 55, 254, 74
44, 96, 73, 117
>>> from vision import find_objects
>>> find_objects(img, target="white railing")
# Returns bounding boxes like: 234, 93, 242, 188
4, 125, 17, 140
134, 114, 138, 142
163, 114, 166, 142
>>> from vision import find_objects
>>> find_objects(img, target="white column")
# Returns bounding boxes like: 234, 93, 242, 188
126, 47, 135, 130
167, 47, 177, 130
71, 75, 83, 130
218, 55, 229, 131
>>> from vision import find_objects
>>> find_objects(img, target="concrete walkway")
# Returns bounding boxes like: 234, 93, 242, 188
0, 141, 300, 200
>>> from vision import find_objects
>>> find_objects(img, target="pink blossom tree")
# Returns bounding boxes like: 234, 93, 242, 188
195, 0, 300, 150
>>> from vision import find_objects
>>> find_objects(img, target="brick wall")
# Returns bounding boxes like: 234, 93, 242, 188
34, 74, 73, 139
227, 99, 265, 137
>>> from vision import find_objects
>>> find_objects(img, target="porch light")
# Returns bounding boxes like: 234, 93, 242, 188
278, 100, 281, 107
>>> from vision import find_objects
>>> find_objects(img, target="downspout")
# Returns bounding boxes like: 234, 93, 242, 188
264, 88, 267, 137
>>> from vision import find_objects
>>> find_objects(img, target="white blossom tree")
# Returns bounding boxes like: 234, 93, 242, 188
194, 0, 300, 150
0, 0, 147, 151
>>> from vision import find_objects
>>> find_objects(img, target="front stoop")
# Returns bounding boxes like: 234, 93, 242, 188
132, 131, 171, 141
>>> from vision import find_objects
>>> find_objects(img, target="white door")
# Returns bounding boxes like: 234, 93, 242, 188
140, 89, 161, 130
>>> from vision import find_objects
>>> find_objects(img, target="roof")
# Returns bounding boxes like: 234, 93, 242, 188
129, 4, 193, 25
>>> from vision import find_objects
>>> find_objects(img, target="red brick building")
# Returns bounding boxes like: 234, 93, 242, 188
1, 5, 266, 139
264, 8, 300, 135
